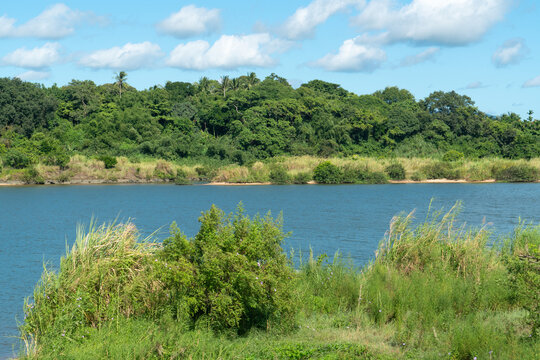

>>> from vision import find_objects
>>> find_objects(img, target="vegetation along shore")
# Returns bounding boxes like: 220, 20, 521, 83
18, 204, 539, 359
1, 74, 539, 185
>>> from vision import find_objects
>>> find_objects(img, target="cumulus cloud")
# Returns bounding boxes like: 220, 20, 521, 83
2, 42, 61, 68
492, 38, 528, 67
280, 0, 365, 40
167, 33, 292, 70
311, 37, 386, 72
16, 70, 51, 81
79, 42, 163, 70
353, 0, 511, 46
157, 5, 221, 38
0, 3, 103, 39
523, 75, 540, 88
399, 47, 439, 67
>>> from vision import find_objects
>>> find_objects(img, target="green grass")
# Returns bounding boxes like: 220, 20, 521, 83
18, 204, 540, 359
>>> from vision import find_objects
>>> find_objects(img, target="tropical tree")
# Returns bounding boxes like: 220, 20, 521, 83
246, 72, 259, 89
220, 75, 230, 97
115, 71, 128, 98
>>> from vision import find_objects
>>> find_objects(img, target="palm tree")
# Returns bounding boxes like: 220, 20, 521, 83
198, 76, 210, 94
115, 71, 128, 98
220, 75, 230, 97
230, 78, 241, 92
246, 72, 259, 89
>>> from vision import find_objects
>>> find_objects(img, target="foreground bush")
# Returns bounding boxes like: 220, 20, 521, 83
385, 163, 406, 180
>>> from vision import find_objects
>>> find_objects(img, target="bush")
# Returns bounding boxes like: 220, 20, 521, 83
493, 163, 539, 182
174, 169, 190, 185
22, 167, 45, 184
4, 148, 31, 169
269, 166, 291, 184
97, 155, 117, 169
442, 150, 464, 162
385, 163, 406, 180
313, 161, 343, 184
422, 161, 461, 179
293, 172, 312, 184
161, 205, 296, 333
196, 166, 217, 181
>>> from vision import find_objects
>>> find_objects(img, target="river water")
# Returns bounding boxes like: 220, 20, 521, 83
1, 183, 539, 358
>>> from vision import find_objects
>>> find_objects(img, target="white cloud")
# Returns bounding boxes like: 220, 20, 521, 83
157, 5, 221, 38
16, 70, 50, 81
465, 81, 486, 89
523, 75, 540, 88
311, 37, 386, 72
0, 3, 103, 39
353, 0, 511, 46
79, 42, 163, 70
280, 0, 365, 40
492, 38, 528, 67
167, 33, 291, 70
2, 43, 61, 69
400, 47, 439, 67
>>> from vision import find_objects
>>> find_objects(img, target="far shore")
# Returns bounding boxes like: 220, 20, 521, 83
2, 178, 527, 187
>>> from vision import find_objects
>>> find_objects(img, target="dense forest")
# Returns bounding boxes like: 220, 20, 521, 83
0, 72, 539, 170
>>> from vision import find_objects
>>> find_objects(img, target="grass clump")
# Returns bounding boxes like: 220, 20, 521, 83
493, 163, 539, 182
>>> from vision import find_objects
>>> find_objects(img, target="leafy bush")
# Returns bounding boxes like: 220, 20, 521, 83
4, 148, 31, 169
313, 161, 343, 184
196, 166, 217, 181
422, 161, 461, 179
97, 155, 117, 169
22, 167, 45, 184
293, 172, 312, 184
174, 168, 190, 185
161, 205, 296, 333
493, 163, 539, 182
269, 166, 291, 184
385, 163, 406, 180
442, 150, 464, 162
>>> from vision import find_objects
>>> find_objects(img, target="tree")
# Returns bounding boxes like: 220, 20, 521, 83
115, 71, 128, 98
245, 72, 259, 89
220, 75, 230, 97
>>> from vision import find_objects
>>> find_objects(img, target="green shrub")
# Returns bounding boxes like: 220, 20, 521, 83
422, 161, 461, 179
493, 163, 539, 182
293, 171, 312, 184
442, 150, 464, 162
269, 166, 291, 184
313, 161, 343, 184
4, 148, 31, 169
361, 171, 388, 184
161, 205, 296, 333
22, 167, 45, 184
195, 166, 217, 181
97, 155, 117, 169
173, 168, 190, 185
44, 151, 70, 169
385, 163, 406, 180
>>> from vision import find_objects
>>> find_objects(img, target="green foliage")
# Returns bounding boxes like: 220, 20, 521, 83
293, 171, 312, 184
97, 155, 117, 169
161, 205, 296, 333
269, 166, 292, 184
22, 167, 45, 184
442, 150, 464, 162
385, 163, 406, 180
493, 163, 539, 182
4, 148, 32, 169
422, 161, 461, 179
174, 168, 190, 185
313, 161, 343, 184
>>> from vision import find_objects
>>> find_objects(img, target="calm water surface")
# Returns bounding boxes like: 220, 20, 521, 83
1, 183, 539, 358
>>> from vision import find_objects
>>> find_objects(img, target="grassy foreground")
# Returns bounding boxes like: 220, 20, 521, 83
18, 205, 539, 359
1, 155, 540, 185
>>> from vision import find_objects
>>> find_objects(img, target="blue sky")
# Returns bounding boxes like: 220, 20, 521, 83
0, 0, 538, 118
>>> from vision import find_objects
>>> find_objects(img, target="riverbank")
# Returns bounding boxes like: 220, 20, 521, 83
1, 155, 539, 186
17, 205, 539, 359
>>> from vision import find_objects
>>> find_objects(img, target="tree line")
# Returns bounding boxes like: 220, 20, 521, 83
0, 72, 538, 169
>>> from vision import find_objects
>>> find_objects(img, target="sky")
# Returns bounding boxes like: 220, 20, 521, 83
0, 0, 538, 118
